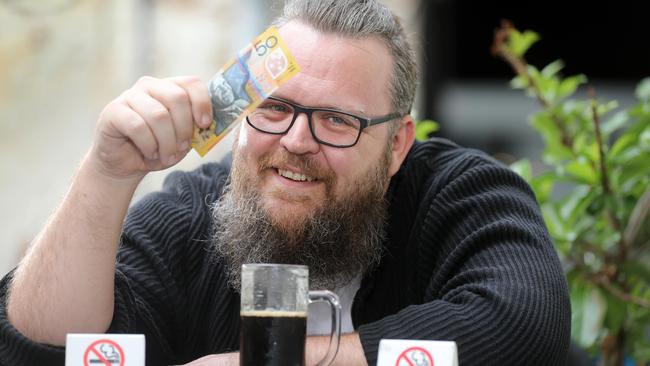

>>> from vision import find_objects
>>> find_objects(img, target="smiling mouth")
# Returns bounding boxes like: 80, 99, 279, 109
277, 168, 317, 182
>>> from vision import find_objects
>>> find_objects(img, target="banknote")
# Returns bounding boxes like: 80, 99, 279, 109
191, 26, 300, 157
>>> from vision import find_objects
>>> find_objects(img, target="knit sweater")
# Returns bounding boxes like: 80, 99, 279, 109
0, 138, 571, 365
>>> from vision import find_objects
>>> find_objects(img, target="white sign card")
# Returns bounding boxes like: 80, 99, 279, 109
65, 333, 145, 366
377, 339, 458, 366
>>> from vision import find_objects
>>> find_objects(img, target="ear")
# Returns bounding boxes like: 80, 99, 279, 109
388, 115, 415, 177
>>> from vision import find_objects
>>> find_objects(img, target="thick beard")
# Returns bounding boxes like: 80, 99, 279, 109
210, 145, 392, 292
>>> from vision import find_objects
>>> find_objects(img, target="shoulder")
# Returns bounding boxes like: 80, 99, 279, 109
405, 137, 503, 172
392, 137, 517, 196
387, 138, 539, 230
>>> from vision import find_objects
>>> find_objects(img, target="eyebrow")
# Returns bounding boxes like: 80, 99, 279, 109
270, 94, 367, 116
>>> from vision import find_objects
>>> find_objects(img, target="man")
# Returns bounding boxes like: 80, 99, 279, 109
0, 0, 571, 365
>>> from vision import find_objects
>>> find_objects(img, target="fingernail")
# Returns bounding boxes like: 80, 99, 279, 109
202, 114, 212, 127
166, 154, 176, 165
178, 140, 189, 151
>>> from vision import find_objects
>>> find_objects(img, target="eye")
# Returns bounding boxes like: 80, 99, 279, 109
324, 113, 355, 127
260, 101, 291, 113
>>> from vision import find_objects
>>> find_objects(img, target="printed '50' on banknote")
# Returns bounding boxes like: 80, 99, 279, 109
191, 26, 300, 157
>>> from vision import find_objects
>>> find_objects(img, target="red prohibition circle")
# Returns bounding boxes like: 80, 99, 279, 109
395, 346, 435, 366
83, 339, 125, 366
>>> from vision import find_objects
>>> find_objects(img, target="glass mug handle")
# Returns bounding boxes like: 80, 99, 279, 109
308, 290, 341, 366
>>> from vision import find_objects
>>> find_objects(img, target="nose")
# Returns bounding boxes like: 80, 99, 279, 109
279, 112, 320, 154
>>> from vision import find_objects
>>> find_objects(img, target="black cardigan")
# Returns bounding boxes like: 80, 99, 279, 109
0, 138, 571, 365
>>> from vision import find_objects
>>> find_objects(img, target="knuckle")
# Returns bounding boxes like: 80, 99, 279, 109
149, 107, 170, 122
126, 117, 148, 136
168, 88, 189, 105
136, 75, 155, 85
99, 100, 120, 117
143, 144, 158, 157
179, 75, 202, 86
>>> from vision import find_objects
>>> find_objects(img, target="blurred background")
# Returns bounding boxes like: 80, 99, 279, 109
0, 0, 647, 278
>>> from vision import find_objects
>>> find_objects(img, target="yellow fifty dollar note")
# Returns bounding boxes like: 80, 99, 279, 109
192, 26, 300, 157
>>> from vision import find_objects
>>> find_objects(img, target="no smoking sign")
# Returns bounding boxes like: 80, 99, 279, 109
66, 333, 145, 366
396, 346, 434, 366
377, 340, 458, 366
84, 339, 125, 366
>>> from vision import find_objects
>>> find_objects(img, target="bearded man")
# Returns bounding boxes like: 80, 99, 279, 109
1, 0, 570, 365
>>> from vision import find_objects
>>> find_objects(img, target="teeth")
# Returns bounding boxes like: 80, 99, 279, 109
278, 169, 315, 182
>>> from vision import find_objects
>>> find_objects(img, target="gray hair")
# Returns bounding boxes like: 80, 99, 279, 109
273, 0, 418, 120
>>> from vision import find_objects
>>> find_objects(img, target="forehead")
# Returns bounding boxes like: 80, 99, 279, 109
277, 21, 393, 114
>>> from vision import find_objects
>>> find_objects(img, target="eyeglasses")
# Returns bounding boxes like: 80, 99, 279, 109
245, 96, 400, 148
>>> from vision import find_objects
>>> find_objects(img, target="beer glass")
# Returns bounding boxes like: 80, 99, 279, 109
240, 264, 341, 366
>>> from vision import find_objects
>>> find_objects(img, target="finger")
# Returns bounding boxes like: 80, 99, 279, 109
143, 80, 194, 152
124, 90, 178, 165
169, 76, 213, 129
107, 102, 159, 160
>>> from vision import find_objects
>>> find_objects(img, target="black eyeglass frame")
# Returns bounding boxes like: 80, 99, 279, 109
245, 96, 401, 148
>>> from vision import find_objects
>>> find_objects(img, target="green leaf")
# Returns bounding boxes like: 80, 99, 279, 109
602, 291, 626, 334
619, 261, 650, 283
640, 125, 650, 150
572, 133, 599, 163
571, 280, 606, 348
508, 29, 540, 57
523, 65, 543, 98
565, 158, 597, 185
617, 149, 650, 184
530, 112, 559, 138
541, 203, 567, 242
415, 120, 439, 141
541, 60, 564, 78
510, 75, 529, 90
529, 112, 574, 163
510, 159, 532, 181
601, 110, 629, 136
557, 74, 587, 100
559, 185, 593, 225
635, 77, 650, 101
609, 123, 642, 158
596, 100, 619, 116
530, 171, 557, 203
543, 140, 574, 165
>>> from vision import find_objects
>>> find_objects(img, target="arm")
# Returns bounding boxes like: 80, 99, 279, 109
306, 333, 367, 366
181, 333, 367, 366
355, 156, 572, 365
6, 76, 213, 346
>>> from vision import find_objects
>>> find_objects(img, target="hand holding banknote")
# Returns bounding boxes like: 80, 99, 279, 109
192, 26, 300, 156
89, 75, 213, 181
88, 26, 299, 181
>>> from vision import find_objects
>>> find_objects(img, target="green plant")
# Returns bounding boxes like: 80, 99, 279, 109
492, 20, 650, 366
415, 119, 439, 141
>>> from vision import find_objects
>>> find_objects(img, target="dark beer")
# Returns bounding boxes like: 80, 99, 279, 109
240, 310, 307, 366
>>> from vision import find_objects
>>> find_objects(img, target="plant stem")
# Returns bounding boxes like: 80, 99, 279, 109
588, 89, 625, 264
591, 273, 650, 309
588, 89, 612, 197
491, 20, 574, 148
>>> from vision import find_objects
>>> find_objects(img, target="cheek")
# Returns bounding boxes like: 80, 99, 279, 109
237, 123, 277, 156
324, 150, 365, 192
325, 143, 388, 194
